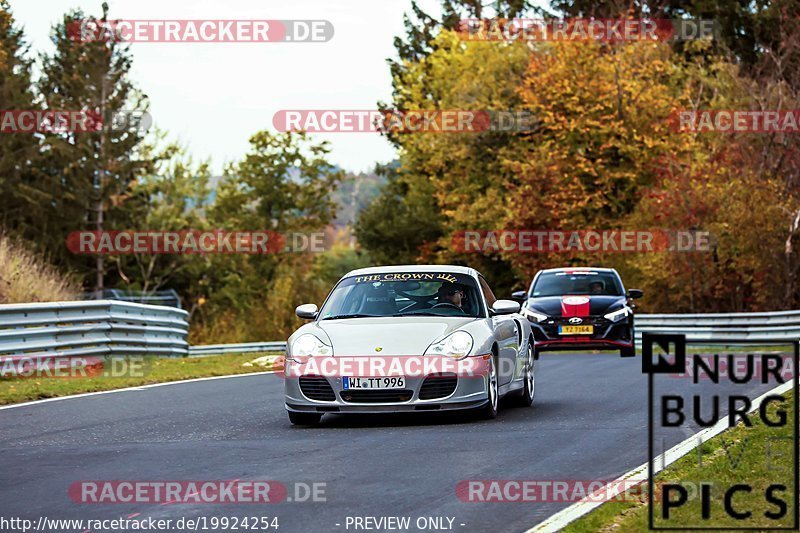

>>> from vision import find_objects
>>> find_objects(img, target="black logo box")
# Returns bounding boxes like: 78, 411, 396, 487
643, 333, 799, 530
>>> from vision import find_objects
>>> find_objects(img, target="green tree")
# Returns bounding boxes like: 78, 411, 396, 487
0, 1, 44, 243
110, 136, 213, 296
37, 4, 153, 291
210, 131, 340, 233
355, 163, 444, 265
189, 132, 342, 342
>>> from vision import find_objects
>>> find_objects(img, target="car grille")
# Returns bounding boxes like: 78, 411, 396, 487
536, 317, 612, 340
340, 390, 414, 403
418, 373, 458, 400
299, 376, 336, 401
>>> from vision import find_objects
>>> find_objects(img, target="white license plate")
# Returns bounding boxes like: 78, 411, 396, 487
343, 377, 405, 390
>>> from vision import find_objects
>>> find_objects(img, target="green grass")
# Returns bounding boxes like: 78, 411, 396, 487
0, 352, 283, 405
564, 391, 796, 532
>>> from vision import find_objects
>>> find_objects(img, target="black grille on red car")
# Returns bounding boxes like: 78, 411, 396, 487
418, 373, 458, 400
299, 376, 336, 401
339, 390, 414, 403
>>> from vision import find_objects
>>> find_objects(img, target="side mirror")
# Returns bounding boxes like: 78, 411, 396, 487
491, 299, 521, 316
511, 290, 528, 301
627, 289, 643, 300
295, 303, 318, 320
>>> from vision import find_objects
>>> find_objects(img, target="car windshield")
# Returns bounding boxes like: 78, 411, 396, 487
319, 272, 484, 319
532, 271, 623, 297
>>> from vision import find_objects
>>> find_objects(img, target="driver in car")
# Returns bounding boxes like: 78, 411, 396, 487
434, 284, 466, 309
589, 281, 604, 294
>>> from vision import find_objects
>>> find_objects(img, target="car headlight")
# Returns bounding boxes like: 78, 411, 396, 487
521, 308, 548, 323
604, 307, 630, 322
291, 334, 333, 358
424, 331, 473, 360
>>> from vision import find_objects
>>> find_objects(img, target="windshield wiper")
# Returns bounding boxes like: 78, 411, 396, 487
393, 312, 440, 316
321, 314, 380, 320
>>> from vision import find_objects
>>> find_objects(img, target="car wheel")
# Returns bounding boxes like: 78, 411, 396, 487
513, 343, 535, 407
287, 411, 322, 425
620, 345, 635, 357
477, 355, 499, 420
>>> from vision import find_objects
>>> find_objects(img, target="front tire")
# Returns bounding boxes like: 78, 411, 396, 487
620, 345, 635, 357
477, 355, 499, 420
287, 411, 322, 425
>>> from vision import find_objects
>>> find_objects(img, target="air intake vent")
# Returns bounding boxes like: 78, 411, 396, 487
340, 390, 414, 403
418, 373, 458, 400
299, 376, 336, 401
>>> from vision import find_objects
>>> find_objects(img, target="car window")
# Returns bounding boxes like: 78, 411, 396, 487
478, 275, 497, 307
319, 272, 485, 319
532, 271, 623, 297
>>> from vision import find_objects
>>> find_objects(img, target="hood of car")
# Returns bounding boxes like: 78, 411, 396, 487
527, 295, 627, 317
315, 317, 476, 356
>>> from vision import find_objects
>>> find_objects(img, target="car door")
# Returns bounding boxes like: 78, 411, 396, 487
478, 275, 519, 386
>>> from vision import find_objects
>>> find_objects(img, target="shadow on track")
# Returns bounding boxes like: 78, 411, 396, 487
286, 399, 540, 429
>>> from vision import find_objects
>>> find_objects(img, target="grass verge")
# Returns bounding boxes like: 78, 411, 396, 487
0, 233, 79, 303
564, 390, 796, 531
0, 352, 283, 405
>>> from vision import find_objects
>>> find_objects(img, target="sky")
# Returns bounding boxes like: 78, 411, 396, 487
11, 0, 444, 174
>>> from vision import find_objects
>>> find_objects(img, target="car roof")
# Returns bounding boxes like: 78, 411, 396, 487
344, 264, 477, 278
538, 267, 618, 274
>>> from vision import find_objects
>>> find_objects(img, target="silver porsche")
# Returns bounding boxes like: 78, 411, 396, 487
284, 265, 536, 425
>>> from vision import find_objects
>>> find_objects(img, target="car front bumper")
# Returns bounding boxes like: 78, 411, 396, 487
528, 316, 634, 352
284, 368, 491, 414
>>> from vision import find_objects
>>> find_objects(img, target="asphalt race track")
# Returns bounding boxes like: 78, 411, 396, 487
0, 352, 786, 533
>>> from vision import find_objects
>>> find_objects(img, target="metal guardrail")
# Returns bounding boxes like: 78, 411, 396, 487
188, 342, 286, 357
2, 301, 796, 364
0, 300, 189, 362
635, 310, 800, 344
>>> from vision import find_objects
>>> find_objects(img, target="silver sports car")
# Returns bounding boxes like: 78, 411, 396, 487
284, 265, 536, 425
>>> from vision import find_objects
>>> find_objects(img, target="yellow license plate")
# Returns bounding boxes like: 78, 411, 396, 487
558, 325, 594, 335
